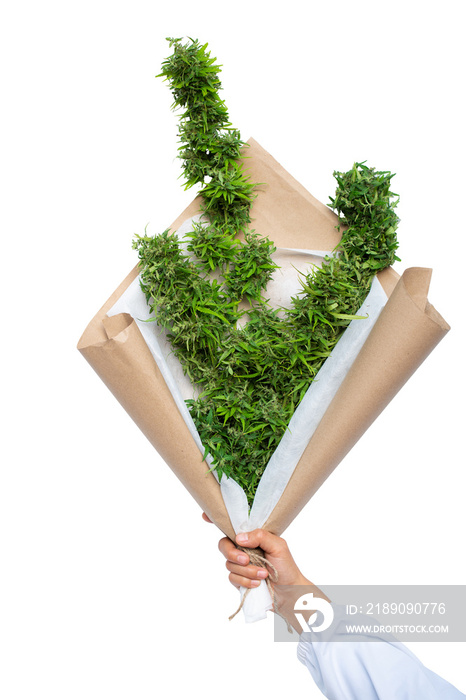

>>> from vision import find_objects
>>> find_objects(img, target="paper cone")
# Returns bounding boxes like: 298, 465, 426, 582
78, 139, 449, 545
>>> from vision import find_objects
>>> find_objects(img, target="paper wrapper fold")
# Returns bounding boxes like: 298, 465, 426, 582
78, 139, 450, 546
79, 310, 236, 539
264, 266, 449, 534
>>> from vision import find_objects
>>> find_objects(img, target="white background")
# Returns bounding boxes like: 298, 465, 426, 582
1, 1, 465, 698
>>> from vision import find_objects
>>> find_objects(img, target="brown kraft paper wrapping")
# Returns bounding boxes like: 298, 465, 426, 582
77, 139, 450, 541
80, 311, 237, 540
264, 267, 449, 534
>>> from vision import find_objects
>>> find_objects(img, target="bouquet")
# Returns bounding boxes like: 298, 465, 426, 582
78, 38, 450, 621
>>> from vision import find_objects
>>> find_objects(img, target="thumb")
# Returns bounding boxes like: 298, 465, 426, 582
235, 529, 286, 558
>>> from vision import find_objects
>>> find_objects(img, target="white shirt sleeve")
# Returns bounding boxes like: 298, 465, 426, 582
297, 605, 465, 699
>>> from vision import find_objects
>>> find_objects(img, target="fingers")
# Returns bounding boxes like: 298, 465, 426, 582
218, 536, 269, 589
226, 560, 269, 587
201, 512, 213, 523
217, 527, 310, 589
218, 536, 249, 565
227, 572, 263, 590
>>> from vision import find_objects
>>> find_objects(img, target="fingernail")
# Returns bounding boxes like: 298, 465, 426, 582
251, 580, 261, 587
257, 569, 268, 578
237, 554, 249, 565
236, 533, 248, 543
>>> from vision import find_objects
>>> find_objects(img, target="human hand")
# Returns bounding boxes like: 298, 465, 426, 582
202, 512, 311, 589
203, 514, 329, 631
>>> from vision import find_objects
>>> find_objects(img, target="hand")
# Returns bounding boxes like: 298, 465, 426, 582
202, 512, 312, 589
203, 514, 329, 631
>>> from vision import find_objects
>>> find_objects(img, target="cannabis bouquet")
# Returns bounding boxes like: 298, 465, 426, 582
78, 38, 449, 622
133, 38, 399, 507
